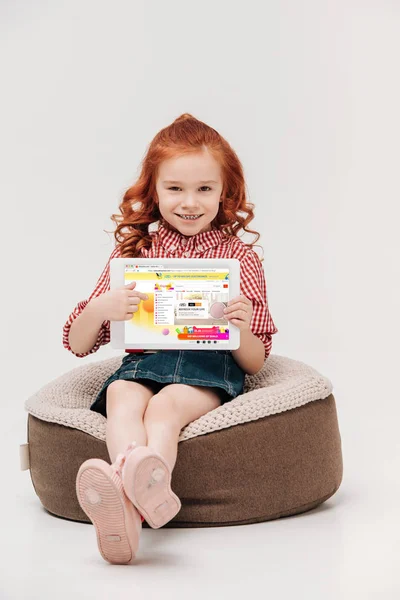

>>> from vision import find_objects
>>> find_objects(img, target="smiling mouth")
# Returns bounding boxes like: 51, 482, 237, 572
175, 214, 203, 220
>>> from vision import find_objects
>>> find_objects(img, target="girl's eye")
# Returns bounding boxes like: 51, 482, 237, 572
168, 186, 212, 192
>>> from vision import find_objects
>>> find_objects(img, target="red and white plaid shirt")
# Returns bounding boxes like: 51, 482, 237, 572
63, 223, 278, 358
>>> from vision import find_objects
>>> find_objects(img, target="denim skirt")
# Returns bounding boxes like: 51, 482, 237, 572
90, 350, 245, 418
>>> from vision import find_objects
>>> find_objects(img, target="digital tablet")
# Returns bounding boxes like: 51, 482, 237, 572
110, 258, 240, 351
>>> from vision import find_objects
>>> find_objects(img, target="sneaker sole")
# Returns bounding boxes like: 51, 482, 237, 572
122, 447, 181, 529
76, 459, 141, 564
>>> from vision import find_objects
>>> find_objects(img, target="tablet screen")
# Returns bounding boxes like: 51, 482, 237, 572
124, 262, 231, 349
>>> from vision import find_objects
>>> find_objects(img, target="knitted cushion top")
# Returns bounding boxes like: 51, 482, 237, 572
24, 354, 333, 443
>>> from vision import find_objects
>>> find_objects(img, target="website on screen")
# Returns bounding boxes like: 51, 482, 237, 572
124, 264, 230, 347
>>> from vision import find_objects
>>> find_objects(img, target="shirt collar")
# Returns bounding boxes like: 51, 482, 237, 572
155, 221, 225, 253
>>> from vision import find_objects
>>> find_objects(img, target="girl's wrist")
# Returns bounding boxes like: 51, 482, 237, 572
88, 296, 107, 323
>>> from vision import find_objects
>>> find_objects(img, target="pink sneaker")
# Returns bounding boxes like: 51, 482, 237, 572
121, 444, 182, 529
76, 455, 142, 565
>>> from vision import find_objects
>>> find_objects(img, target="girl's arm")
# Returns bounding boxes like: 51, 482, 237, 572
233, 249, 278, 370
231, 328, 266, 375
62, 246, 121, 357
67, 297, 109, 356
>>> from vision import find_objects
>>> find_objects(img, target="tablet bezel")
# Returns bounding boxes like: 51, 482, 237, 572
110, 257, 240, 351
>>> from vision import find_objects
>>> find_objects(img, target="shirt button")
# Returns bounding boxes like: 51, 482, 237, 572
197, 244, 203, 251
170, 245, 176, 251
181, 238, 188, 246
183, 251, 190, 257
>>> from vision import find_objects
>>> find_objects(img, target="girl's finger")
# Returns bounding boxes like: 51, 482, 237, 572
226, 301, 249, 312
225, 309, 247, 319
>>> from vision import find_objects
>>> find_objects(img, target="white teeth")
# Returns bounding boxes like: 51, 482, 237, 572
178, 214, 201, 220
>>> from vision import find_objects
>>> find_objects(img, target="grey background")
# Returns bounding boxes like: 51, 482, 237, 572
0, 1, 398, 598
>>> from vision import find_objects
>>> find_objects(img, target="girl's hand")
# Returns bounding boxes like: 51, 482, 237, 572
90, 281, 148, 321
223, 295, 253, 331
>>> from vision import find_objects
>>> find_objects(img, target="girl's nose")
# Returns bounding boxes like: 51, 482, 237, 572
181, 194, 199, 207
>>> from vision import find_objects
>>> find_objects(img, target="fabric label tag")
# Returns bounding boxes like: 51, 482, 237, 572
20, 443, 30, 471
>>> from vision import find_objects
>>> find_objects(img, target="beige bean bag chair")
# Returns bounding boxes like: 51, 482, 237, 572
21, 354, 343, 527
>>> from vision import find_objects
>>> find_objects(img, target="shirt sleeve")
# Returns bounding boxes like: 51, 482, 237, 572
239, 249, 278, 359
62, 246, 121, 357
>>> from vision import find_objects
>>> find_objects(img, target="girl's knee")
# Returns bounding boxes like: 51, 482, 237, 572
143, 392, 180, 428
106, 380, 153, 416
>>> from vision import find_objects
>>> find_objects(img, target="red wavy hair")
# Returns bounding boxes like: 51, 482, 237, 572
104, 113, 263, 261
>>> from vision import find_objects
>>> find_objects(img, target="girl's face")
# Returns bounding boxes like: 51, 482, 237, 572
155, 150, 223, 235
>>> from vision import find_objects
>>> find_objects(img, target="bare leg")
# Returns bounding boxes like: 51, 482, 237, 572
144, 419, 181, 472
143, 384, 222, 472
105, 380, 155, 464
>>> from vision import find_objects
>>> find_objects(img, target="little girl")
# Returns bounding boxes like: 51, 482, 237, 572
63, 113, 278, 565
